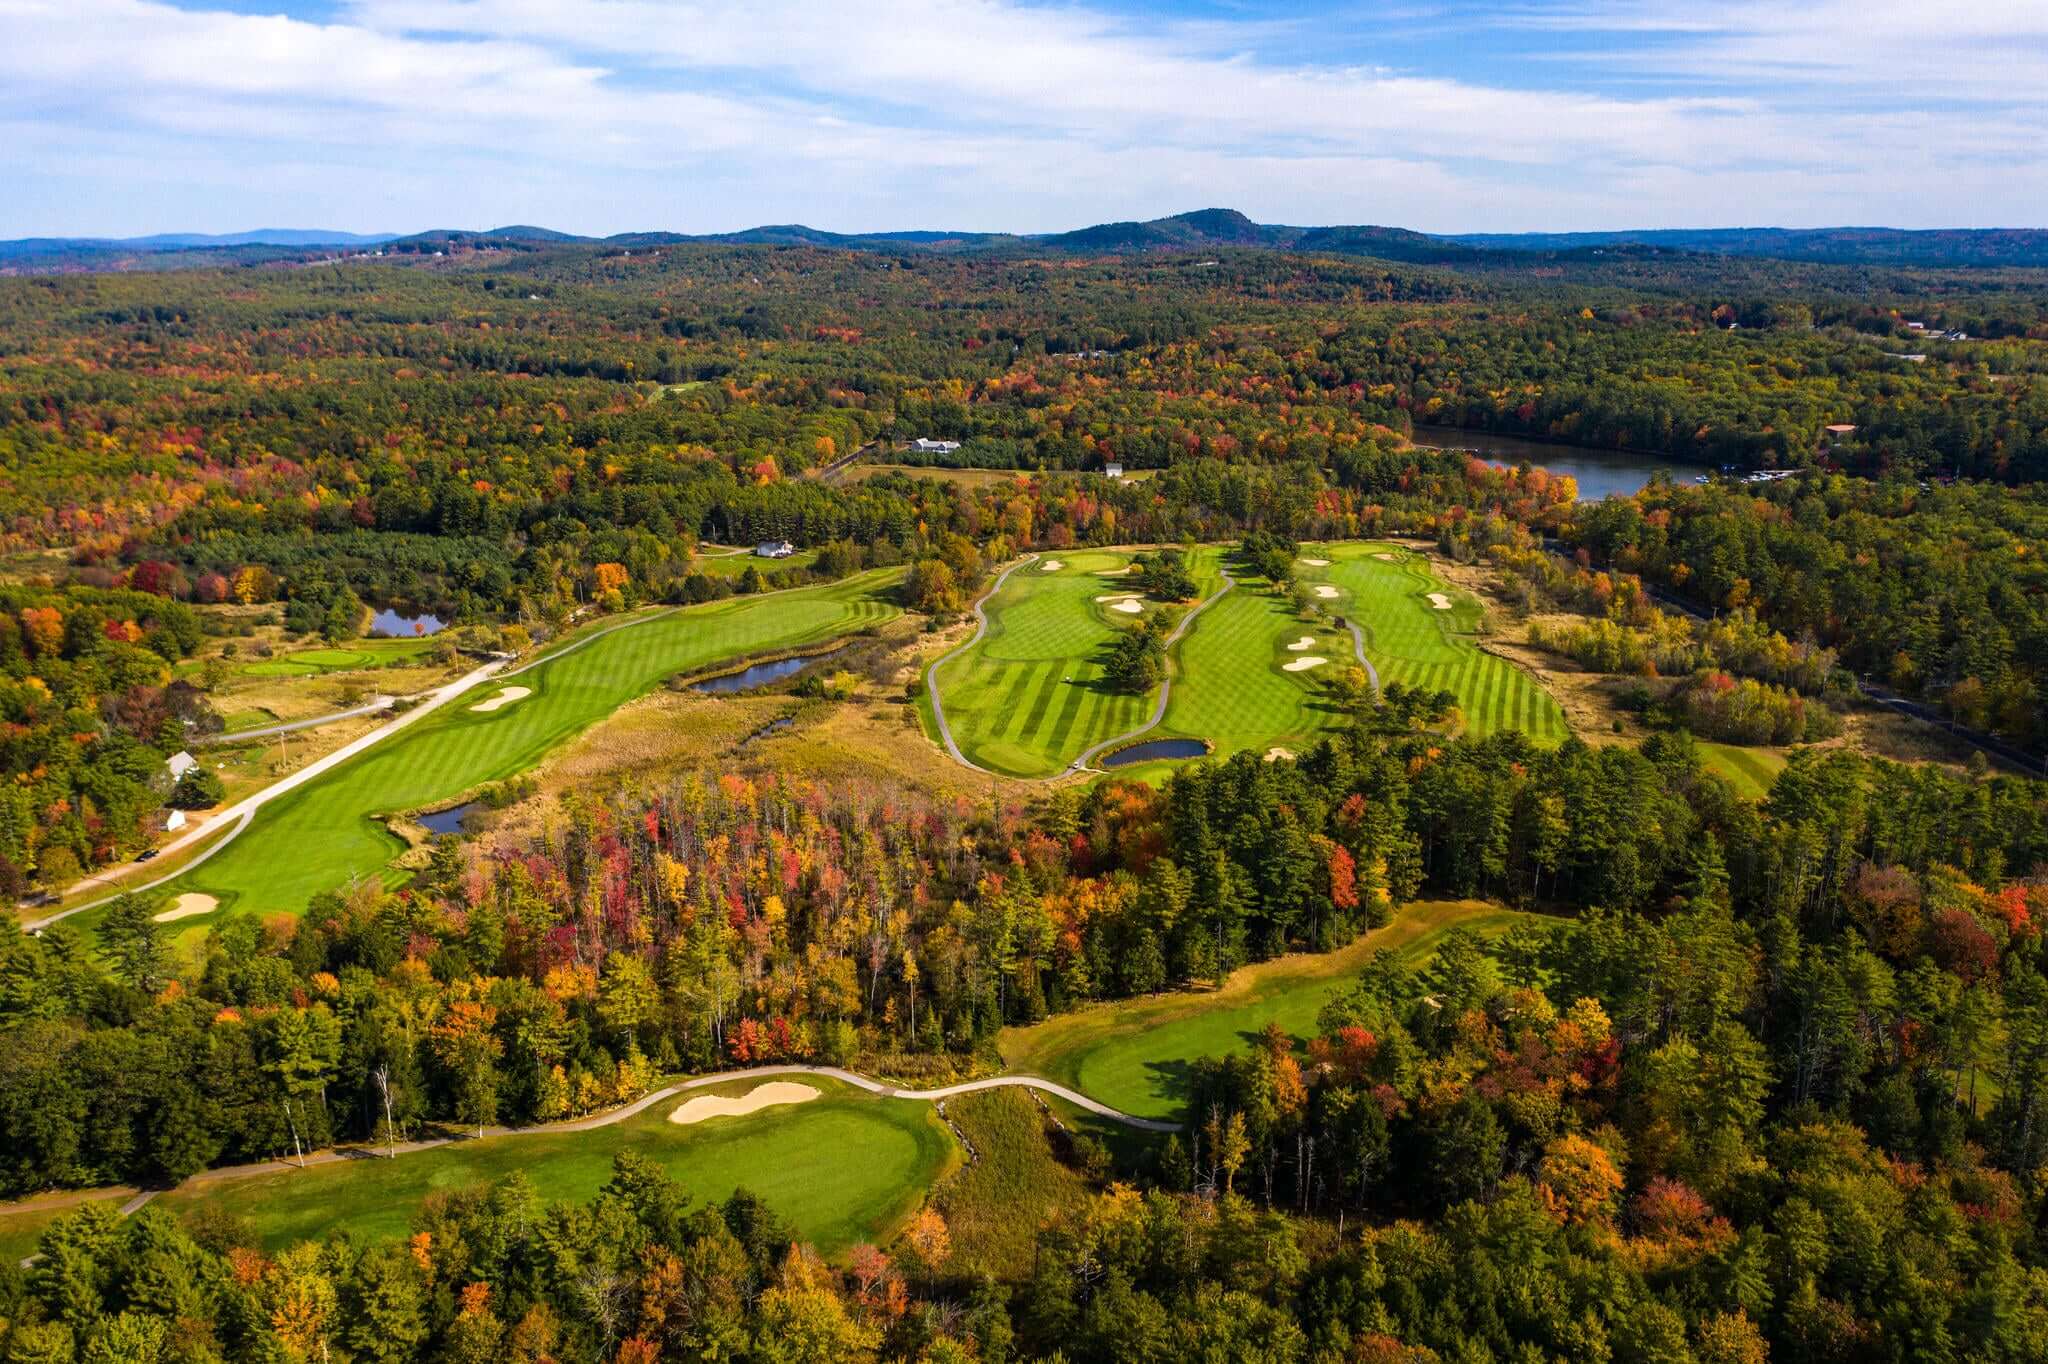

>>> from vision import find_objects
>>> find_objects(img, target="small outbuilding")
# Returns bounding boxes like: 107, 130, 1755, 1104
166, 751, 198, 782
1104, 462, 1124, 479
754, 540, 795, 559
164, 809, 187, 832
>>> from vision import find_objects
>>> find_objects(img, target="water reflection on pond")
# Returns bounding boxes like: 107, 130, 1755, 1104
1413, 427, 1691, 501
417, 802, 480, 836
693, 647, 844, 694
1100, 737, 1209, 768
369, 607, 446, 638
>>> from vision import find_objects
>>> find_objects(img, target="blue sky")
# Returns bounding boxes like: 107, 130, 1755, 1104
4, 0, 2045, 237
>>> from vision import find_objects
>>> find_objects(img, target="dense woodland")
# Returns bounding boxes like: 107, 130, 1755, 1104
3, 717, 2048, 1358
5, 239, 2048, 1357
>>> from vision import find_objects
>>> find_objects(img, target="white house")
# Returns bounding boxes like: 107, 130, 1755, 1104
166, 751, 198, 782
164, 809, 187, 832
1104, 462, 1124, 479
910, 437, 962, 454
754, 540, 795, 559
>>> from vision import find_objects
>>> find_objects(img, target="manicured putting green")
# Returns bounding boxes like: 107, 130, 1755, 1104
119, 571, 902, 924
156, 1078, 954, 1255
1306, 545, 1567, 744
999, 900, 1540, 1120
238, 638, 439, 677
930, 550, 1154, 777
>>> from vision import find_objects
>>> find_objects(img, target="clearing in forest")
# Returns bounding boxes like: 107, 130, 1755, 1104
924, 550, 1158, 777
154, 1076, 954, 1257
1303, 544, 1568, 744
93, 570, 903, 929
998, 899, 1542, 1120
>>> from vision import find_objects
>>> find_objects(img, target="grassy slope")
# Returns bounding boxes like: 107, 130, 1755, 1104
103, 571, 902, 927
1311, 544, 1568, 744
999, 899, 1540, 1120
929, 550, 1151, 777
936, 1088, 1095, 1281
157, 1078, 955, 1257
1699, 741, 1789, 801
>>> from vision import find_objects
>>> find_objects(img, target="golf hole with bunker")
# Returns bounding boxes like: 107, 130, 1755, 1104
468, 685, 531, 712
670, 1081, 820, 1125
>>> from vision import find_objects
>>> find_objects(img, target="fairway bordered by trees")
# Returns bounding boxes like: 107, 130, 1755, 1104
83, 570, 902, 927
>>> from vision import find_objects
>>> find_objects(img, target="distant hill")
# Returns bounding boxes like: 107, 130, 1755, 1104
8, 212, 2048, 273
1447, 226, 2048, 268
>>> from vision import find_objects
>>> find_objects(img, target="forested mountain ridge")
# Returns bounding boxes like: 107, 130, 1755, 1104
11, 209, 2048, 272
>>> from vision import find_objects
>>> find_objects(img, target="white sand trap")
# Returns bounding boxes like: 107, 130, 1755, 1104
1299, 558, 1331, 566
669, 1081, 819, 1126
1426, 593, 1454, 610
1286, 636, 1316, 651
469, 686, 531, 713
1264, 747, 1295, 762
1283, 656, 1328, 672
1313, 585, 1340, 599
1109, 598, 1144, 614
154, 893, 217, 923
1096, 565, 1136, 576
1373, 552, 1401, 562
1039, 560, 1064, 572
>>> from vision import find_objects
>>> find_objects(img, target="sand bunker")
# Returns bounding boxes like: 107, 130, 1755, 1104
1096, 565, 1136, 576
1283, 656, 1328, 672
1426, 593, 1454, 610
1264, 747, 1295, 762
1039, 560, 1064, 572
1313, 585, 1340, 599
1373, 552, 1401, 562
1299, 558, 1330, 566
1286, 636, 1316, 651
470, 686, 531, 713
669, 1081, 819, 1126
154, 893, 218, 923
1109, 598, 1144, 614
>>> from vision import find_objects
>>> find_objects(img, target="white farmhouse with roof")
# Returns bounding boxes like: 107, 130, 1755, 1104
910, 437, 961, 454
166, 751, 198, 782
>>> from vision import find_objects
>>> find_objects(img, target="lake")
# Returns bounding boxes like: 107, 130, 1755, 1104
1412, 427, 1691, 501
368, 606, 446, 638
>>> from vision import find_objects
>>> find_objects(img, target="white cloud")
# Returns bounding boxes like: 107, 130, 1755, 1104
0, 0, 2043, 234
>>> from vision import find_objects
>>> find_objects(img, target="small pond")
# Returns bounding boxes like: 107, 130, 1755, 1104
1412, 427, 1691, 502
416, 802, 480, 836
1100, 737, 1209, 768
369, 606, 447, 638
693, 647, 844, 695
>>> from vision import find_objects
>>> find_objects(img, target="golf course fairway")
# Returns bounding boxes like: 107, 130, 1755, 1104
998, 899, 1543, 1120
926, 549, 1159, 776
108, 570, 902, 926
1306, 544, 1568, 744
1141, 550, 1345, 763
155, 1077, 955, 1256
